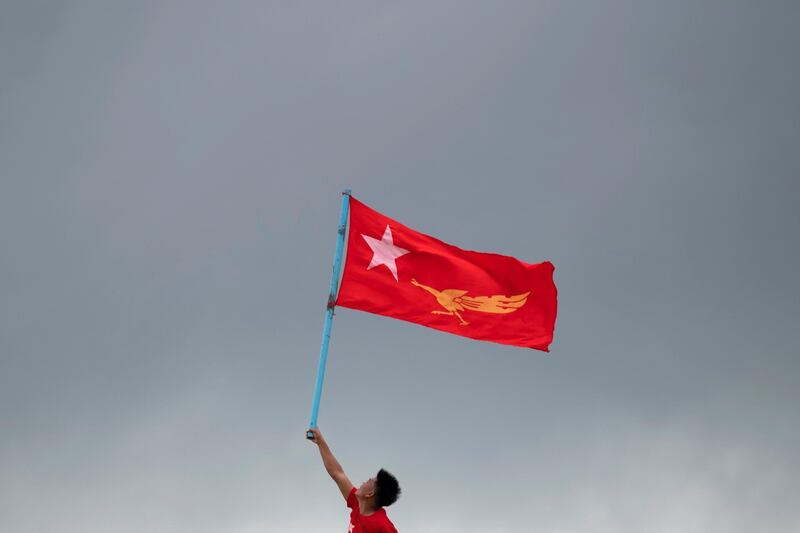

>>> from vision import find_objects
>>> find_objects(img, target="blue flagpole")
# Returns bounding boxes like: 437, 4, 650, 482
307, 189, 351, 439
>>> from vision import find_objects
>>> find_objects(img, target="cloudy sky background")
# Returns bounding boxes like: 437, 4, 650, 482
2, 1, 799, 532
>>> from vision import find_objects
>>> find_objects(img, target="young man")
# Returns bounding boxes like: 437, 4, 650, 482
307, 427, 400, 532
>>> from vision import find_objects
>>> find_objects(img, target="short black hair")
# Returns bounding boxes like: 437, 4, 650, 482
374, 468, 401, 508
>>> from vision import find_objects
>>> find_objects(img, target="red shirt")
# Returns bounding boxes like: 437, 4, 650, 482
346, 487, 398, 533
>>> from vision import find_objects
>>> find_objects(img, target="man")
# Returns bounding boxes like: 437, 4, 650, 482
307, 428, 400, 532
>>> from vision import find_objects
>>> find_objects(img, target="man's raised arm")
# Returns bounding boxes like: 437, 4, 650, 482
307, 428, 354, 500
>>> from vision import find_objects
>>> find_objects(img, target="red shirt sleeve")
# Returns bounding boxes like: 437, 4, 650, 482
346, 487, 358, 510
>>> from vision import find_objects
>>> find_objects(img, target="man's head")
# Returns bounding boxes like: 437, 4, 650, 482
356, 468, 401, 508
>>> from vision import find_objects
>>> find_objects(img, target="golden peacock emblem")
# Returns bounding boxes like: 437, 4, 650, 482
411, 278, 530, 326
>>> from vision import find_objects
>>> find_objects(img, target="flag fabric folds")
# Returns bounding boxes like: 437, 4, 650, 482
335, 197, 558, 351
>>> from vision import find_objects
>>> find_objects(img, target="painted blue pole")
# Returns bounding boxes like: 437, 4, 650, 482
307, 189, 351, 439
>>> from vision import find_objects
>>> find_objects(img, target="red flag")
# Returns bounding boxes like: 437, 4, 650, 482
336, 197, 558, 351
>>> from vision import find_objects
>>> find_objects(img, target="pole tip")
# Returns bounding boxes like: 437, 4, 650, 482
342, 188, 351, 196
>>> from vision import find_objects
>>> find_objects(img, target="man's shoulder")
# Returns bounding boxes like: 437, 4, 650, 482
373, 509, 397, 532
346, 487, 358, 510
353, 507, 396, 532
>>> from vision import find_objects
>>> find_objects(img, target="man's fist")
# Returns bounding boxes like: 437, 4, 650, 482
306, 427, 324, 444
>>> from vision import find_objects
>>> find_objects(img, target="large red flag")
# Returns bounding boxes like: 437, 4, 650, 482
336, 197, 558, 351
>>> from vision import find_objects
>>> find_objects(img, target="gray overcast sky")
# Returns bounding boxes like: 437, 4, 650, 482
2, 1, 799, 532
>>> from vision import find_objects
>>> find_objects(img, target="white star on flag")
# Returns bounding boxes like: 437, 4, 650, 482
361, 225, 409, 282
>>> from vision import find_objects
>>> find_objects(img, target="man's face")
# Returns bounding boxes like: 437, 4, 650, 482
356, 477, 376, 498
